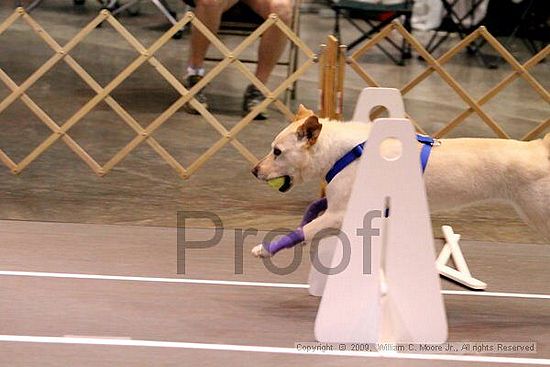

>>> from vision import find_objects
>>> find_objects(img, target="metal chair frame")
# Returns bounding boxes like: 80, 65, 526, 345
329, 0, 414, 66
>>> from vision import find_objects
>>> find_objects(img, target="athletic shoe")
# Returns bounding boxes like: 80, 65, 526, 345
183, 74, 208, 114
242, 84, 268, 120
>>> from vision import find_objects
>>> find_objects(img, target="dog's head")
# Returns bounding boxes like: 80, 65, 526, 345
251, 104, 322, 192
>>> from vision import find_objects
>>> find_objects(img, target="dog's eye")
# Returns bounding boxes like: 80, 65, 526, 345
273, 148, 282, 156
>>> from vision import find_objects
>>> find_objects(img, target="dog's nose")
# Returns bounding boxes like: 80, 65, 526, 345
251, 165, 259, 178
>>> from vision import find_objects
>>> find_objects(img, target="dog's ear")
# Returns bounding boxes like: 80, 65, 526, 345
294, 104, 315, 122
297, 115, 322, 146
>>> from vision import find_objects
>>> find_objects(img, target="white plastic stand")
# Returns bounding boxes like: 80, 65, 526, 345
351, 87, 406, 122
314, 117, 448, 343
308, 88, 407, 298
436, 225, 487, 290
308, 87, 486, 299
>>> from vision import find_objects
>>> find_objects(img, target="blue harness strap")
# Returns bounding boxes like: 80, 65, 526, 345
416, 134, 434, 173
325, 134, 435, 184
325, 142, 365, 183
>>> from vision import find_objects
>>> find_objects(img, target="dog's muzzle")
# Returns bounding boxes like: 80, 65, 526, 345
251, 165, 292, 192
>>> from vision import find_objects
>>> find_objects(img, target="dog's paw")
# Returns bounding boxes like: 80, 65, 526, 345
252, 244, 271, 258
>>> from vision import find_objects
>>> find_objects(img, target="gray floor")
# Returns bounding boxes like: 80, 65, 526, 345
0, 220, 549, 366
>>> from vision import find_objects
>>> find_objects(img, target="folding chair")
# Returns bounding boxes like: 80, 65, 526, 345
422, 0, 496, 68
14, 0, 47, 12
185, 0, 302, 103
15, 0, 174, 23
106, 0, 179, 24
482, 0, 549, 56
328, 0, 414, 66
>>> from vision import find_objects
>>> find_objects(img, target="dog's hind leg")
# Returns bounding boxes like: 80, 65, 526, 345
512, 179, 550, 242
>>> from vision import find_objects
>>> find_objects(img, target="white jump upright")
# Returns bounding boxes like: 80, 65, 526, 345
350, 87, 406, 122
308, 88, 407, 297
308, 87, 486, 301
436, 225, 487, 290
314, 117, 448, 343
313, 87, 448, 343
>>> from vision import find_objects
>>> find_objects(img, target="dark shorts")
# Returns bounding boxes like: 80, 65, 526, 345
182, 0, 265, 23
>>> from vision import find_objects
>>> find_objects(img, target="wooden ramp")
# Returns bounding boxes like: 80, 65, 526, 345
0, 220, 549, 366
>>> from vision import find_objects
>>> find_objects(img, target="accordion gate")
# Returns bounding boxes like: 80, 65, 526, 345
0, 7, 315, 178
0, 9, 548, 179
323, 20, 549, 139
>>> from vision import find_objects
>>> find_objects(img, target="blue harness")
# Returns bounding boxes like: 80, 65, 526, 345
325, 134, 436, 184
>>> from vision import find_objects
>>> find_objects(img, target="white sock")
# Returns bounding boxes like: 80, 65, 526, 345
186, 65, 205, 77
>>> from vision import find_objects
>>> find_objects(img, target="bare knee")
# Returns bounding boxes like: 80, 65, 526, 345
195, 0, 226, 11
267, 0, 292, 24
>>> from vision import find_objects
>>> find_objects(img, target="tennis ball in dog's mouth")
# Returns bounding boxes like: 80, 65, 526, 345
267, 176, 292, 192
267, 176, 285, 190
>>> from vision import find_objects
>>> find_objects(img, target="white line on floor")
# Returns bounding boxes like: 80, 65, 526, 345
63, 335, 132, 340
441, 290, 550, 300
0, 270, 308, 289
0, 270, 549, 300
0, 335, 548, 365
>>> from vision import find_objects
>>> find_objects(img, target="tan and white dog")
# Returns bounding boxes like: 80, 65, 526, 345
251, 105, 550, 256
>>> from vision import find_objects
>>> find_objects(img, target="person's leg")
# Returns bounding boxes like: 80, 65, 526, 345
184, 0, 238, 113
241, 0, 293, 84
187, 0, 239, 71
240, 0, 293, 119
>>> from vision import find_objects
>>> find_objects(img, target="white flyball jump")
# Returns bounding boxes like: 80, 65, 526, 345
311, 87, 486, 344
437, 225, 487, 290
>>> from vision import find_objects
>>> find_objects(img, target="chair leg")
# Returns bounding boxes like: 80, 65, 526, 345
105, 0, 118, 10
334, 8, 341, 40
150, 0, 178, 24
427, 31, 451, 55
401, 13, 412, 60
111, 0, 139, 16
22, 0, 45, 12
289, 43, 299, 101
289, 0, 301, 102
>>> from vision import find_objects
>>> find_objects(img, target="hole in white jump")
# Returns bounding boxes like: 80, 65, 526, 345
369, 105, 389, 122
379, 137, 403, 161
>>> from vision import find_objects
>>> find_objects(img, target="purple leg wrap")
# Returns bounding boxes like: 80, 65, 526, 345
299, 197, 328, 227
263, 227, 304, 255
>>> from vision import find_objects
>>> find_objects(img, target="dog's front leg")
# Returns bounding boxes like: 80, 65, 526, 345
252, 209, 344, 258
301, 209, 344, 243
